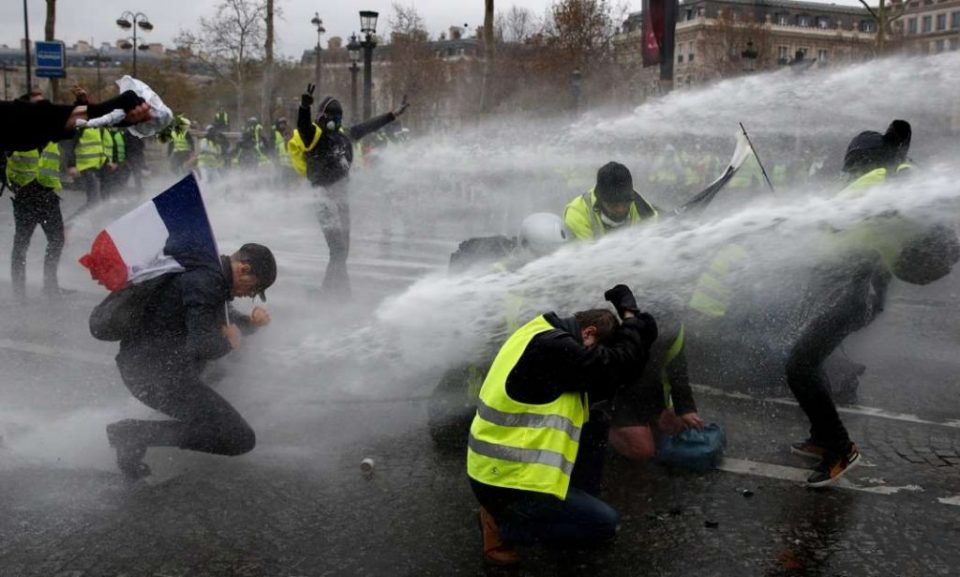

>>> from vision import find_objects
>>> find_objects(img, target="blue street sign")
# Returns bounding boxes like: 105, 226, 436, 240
35, 40, 66, 79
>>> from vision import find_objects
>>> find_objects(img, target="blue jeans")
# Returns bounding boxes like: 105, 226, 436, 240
496, 487, 620, 546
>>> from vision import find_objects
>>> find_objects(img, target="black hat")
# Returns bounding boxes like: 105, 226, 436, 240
595, 162, 635, 203
238, 243, 277, 301
883, 119, 911, 164
842, 119, 912, 174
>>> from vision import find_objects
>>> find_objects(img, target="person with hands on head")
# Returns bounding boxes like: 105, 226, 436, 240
467, 284, 657, 566
105, 243, 277, 481
287, 83, 409, 299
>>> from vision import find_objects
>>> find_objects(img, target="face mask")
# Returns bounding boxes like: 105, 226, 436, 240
324, 114, 343, 131
600, 210, 627, 228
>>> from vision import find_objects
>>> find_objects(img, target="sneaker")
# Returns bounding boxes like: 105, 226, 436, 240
106, 420, 152, 481
479, 507, 519, 566
790, 439, 826, 459
806, 444, 861, 487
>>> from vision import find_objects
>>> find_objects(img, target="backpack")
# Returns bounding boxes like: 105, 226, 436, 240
655, 423, 727, 472
89, 274, 175, 341
449, 235, 516, 273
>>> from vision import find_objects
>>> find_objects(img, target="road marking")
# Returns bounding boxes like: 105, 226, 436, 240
693, 384, 960, 430
719, 457, 926, 497
0, 338, 114, 367
938, 495, 960, 506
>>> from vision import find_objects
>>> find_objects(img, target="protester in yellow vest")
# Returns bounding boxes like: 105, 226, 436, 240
468, 284, 658, 566
787, 120, 958, 487
563, 162, 658, 241
167, 116, 196, 175
5, 91, 67, 301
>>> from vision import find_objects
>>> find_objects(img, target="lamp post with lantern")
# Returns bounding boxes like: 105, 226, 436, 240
347, 34, 362, 125
359, 10, 379, 121
116, 11, 153, 77
311, 13, 325, 93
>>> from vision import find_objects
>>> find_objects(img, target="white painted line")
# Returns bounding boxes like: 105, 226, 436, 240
719, 457, 926, 497
938, 495, 960, 506
693, 384, 960, 430
0, 338, 114, 367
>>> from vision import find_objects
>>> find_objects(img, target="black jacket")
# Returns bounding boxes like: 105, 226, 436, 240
117, 255, 249, 377
0, 100, 74, 153
296, 104, 397, 187
505, 312, 658, 406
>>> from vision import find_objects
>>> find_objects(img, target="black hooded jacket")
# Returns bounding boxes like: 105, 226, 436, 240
296, 104, 397, 187
117, 255, 250, 377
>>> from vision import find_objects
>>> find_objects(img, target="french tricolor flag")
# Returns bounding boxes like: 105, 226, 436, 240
79, 173, 219, 291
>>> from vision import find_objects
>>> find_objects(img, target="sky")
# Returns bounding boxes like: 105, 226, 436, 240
2, 0, 869, 60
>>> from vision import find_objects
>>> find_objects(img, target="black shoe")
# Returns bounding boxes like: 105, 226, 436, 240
790, 439, 826, 459
106, 420, 151, 481
806, 443, 860, 487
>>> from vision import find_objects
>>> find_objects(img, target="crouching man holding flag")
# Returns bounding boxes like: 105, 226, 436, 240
79, 174, 276, 480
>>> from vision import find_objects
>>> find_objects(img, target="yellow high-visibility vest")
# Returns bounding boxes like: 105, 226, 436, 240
467, 315, 588, 500
75, 128, 105, 172
563, 188, 658, 241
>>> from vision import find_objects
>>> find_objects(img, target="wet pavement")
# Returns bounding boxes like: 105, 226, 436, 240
1, 192, 959, 576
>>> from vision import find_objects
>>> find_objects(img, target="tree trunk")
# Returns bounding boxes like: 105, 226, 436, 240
261, 0, 274, 123
480, 0, 495, 113
45, 0, 58, 100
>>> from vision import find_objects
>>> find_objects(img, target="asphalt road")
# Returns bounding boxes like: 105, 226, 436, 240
1, 187, 958, 577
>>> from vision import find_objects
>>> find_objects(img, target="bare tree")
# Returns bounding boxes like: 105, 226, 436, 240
385, 3, 437, 122
45, 0, 59, 99
496, 5, 537, 43
548, 0, 617, 68
481, 0, 495, 113
261, 0, 274, 124
175, 0, 267, 122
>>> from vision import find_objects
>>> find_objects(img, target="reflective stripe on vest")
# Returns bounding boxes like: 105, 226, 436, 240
37, 142, 62, 191
467, 315, 587, 500
75, 128, 105, 171
660, 325, 685, 408
101, 129, 114, 164
5, 149, 39, 187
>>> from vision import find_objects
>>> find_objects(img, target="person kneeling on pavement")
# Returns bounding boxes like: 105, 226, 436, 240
467, 284, 658, 566
106, 243, 276, 480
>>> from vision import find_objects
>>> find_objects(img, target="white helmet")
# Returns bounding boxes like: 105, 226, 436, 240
519, 213, 568, 256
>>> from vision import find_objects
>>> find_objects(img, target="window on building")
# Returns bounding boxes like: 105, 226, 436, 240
937, 13, 947, 29
922, 15, 933, 32
908, 18, 918, 33
860, 20, 876, 32
952, 11, 960, 28
950, 37, 960, 50
777, 13, 790, 25
818, 48, 829, 62
686, 8, 694, 21
778, 45, 789, 62
797, 14, 811, 26
817, 16, 830, 28
935, 39, 946, 52
688, 42, 695, 62
678, 53, 684, 63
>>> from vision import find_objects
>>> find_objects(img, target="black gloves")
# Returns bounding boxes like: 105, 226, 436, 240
87, 90, 144, 119
301, 83, 315, 109
604, 284, 639, 319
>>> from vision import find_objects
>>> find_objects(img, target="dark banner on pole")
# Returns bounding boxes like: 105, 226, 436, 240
641, 0, 678, 82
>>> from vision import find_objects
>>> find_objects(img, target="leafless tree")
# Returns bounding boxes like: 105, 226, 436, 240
496, 5, 538, 43
481, 0, 495, 113
261, 0, 274, 124
175, 0, 267, 122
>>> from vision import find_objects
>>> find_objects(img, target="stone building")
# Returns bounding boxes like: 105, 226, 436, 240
893, 0, 960, 53
616, 0, 879, 87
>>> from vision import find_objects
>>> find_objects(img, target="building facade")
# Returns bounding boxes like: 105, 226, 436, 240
616, 0, 878, 87
894, 0, 960, 53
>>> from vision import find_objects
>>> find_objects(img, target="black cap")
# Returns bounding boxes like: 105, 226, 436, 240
317, 97, 343, 121
595, 162, 635, 203
843, 119, 912, 174
238, 243, 277, 301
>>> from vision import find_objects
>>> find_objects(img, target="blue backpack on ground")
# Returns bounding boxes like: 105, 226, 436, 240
655, 423, 727, 472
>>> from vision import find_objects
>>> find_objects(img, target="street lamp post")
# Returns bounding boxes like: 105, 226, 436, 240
359, 10, 379, 121
86, 47, 111, 100
347, 34, 362, 125
741, 40, 758, 73
311, 13, 325, 93
116, 11, 153, 77
571, 68, 583, 112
